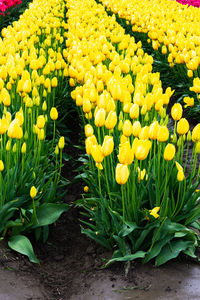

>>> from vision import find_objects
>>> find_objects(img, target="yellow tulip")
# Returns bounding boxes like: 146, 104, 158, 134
134, 139, 151, 160
157, 125, 169, 142
115, 163, 129, 185
91, 144, 104, 163
58, 136, 65, 149
94, 108, 106, 127
50, 107, 58, 121
177, 118, 189, 135
171, 103, 182, 121
101, 136, 114, 157
164, 143, 176, 161
30, 186, 37, 199
37, 115, 46, 129
0, 160, 4, 172
123, 120, 132, 137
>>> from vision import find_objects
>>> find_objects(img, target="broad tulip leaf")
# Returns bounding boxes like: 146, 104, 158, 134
8, 235, 39, 264
32, 203, 69, 228
105, 251, 146, 266
156, 240, 193, 266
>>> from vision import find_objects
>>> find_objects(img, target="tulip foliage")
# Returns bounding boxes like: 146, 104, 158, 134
66, 0, 200, 266
0, 0, 69, 262
99, 0, 200, 119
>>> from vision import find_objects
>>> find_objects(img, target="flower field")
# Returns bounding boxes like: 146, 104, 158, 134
0, 0, 200, 273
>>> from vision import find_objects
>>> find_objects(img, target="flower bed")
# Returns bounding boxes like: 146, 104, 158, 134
0, 0, 69, 261
65, 0, 200, 266
99, 0, 200, 118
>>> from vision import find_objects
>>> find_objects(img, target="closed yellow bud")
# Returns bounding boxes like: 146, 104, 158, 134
85, 135, 97, 155
55, 145, 59, 155
177, 170, 185, 182
23, 79, 32, 93
0, 118, 9, 135
84, 124, 94, 137
50, 107, 58, 121
12, 143, 17, 153
84, 186, 89, 193
130, 103, 139, 119
105, 111, 117, 130
192, 124, 200, 142
132, 121, 141, 137
196, 141, 200, 154
94, 108, 106, 127
134, 139, 151, 160
91, 144, 104, 163
123, 120, 132, 137
51, 77, 58, 87
149, 121, 159, 140
177, 118, 189, 135
171, 103, 182, 121
1, 88, 11, 106
116, 163, 129, 185
164, 143, 176, 161
37, 115, 45, 129
102, 136, 114, 157
21, 142, 26, 154
118, 141, 134, 165
139, 126, 149, 140
58, 136, 65, 149
30, 186, 37, 199
38, 129, 45, 141
83, 99, 91, 113
0, 160, 4, 171
6, 140, 11, 151
157, 125, 169, 142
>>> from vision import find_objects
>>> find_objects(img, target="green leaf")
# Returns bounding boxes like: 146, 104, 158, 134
105, 251, 146, 266
155, 240, 193, 266
32, 203, 69, 228
8, 235, 39, 264
119, 222, 138, 237
81, 227, 111, 249
143, 235, 173, 263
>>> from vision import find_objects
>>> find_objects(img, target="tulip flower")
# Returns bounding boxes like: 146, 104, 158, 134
177, 118, 189, 135
171, 103, 183, 121
164, 143, 176, 161
115, 163, 129, 185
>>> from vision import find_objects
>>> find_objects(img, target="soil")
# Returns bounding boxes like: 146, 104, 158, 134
0, 110, 200, 300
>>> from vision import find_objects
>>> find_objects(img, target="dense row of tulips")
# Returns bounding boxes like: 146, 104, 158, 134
100, 0, 200, 115
66, 0, 200, 265
0, 0, 69, 261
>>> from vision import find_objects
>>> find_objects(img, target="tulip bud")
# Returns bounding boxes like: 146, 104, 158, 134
115, 163, 129, 185
30, 186, 37, 199
177, 118, 189, 135
177, 170, 185, 182
171, 103, 182, 121
0, 160, 4, 171
50, 107, 58, 121
132, 121, 141, 138
55, 145, 59, 155
42, 101, 47, 111
134, 139, 151, 160
84, 124, 94, 137
21, 142, 26, 154
105, 111, 117, 130
123, 120, 132, 137
37, 115, 46, 129
157, 125, 169, 142
12, 143, 17, 153
6, 140, 11, 151
58, 136, 65, 149
102, 136, 114, 157
94, 108, 106, 127
164, 143, 176, 161
91, 144, 104, 163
